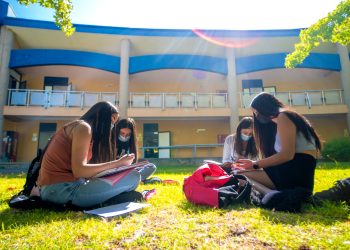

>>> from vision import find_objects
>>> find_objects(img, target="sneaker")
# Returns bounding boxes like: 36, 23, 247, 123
313, 178, 350, 205
142, 188, 156, 201
143, 177, 162, 185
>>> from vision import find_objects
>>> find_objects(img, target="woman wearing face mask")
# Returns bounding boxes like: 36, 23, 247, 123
221, 117, 258, 173
115, 118, 157, 182
37, 102, 140, 208
238, 92, 322, 194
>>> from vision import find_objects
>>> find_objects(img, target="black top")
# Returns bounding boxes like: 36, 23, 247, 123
116, 140, 131, 158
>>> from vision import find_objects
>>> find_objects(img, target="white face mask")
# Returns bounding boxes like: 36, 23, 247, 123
118, 135, 130, 142
241, 133, 252, 141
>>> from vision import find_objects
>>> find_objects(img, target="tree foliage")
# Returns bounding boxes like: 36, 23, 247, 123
17, 0, 75, 36
285, 0, 350, 68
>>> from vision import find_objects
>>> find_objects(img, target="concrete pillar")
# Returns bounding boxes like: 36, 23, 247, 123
337, 44, 350, 134
226, 48, 240, 133
118, 39, 130, 118
0, 27, 14, 155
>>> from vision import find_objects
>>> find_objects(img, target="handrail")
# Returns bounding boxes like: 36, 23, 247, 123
6, 89, 345, 109
140, 144, 224, 158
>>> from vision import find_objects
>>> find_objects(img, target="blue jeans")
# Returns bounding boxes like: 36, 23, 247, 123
40, 169, 141, 207
136, 163, 157, 182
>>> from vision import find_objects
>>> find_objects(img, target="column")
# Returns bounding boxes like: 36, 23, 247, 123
119, 39, 130, 118
226, 48, 240, 133
0, 27, 14, 155
337, 44, 350, 134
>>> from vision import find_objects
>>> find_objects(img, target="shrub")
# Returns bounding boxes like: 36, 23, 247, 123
322, 137, 350, 162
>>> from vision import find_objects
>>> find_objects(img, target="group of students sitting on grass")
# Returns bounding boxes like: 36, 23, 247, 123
11, 92, 350, 210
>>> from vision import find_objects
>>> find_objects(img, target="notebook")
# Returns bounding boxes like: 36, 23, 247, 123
94, 161, 149, 178
84, 202, 150, 218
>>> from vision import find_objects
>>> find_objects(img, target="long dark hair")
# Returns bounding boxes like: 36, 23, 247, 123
115, 118, 138, 162
234, 117, 258, 158
80, 101, 118, 163
251, 92, 322, 158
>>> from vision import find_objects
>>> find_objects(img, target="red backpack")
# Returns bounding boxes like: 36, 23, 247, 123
183, 162, 252, 208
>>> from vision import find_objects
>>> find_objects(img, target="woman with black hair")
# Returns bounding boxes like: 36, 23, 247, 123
238, 92, 322, 193
115, 118, 157, 182
37, 101, 141, 208
222, 117, 258, 173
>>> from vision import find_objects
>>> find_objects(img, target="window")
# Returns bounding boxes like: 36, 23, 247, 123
263, 86, 276, 94
242, 79, 263, 94
242, 79, 276, 94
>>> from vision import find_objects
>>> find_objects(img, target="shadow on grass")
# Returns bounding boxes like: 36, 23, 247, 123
178, 198, 349, 226
178, 199, 254, 214
0, 205, 88, 230
156, 165, 196, 174
0, 172, 27, 179
257, 201, 349, 226
316, 161, 350, 170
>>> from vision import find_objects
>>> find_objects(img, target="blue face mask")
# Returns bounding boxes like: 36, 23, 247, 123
118, 135, 130, 142
241, 133, 252, 141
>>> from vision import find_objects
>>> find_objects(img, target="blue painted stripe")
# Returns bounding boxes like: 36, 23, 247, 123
10, 49, 120, 73
0, 0, 8, 24
3, 16, 302, 38
236, 53, 341, 74
9, 49, 341, 75
130, 55, 227, 74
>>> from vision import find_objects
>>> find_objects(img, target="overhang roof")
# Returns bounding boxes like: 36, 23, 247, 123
3, 16, 339, 58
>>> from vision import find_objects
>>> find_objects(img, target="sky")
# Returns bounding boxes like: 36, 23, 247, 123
5, 0, 344, 30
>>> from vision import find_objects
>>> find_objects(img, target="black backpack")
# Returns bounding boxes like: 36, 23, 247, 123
8, 144, 50, 210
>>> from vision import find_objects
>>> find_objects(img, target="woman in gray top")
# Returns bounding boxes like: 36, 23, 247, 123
238, 92, 322, 193
222, 117, 258, 173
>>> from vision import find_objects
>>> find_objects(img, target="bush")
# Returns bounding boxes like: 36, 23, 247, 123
322, 137, 350, 162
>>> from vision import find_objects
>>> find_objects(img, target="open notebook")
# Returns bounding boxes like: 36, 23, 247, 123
94, 161, 149, 178
84, 202, 150, 218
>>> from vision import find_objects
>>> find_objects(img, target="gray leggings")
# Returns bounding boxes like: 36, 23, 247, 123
136, 163, 157, 181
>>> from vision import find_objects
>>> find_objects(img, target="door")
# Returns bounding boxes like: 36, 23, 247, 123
158, 131, 171, 158
143, 123, 159, 158
38, 123, 57, 153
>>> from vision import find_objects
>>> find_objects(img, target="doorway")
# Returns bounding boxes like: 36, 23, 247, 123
143, 123, 158, 158
158, 131, 171, 158
38, 123, 57, 154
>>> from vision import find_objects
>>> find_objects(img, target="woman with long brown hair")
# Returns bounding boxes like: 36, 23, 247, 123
238, 92, 322, 193
115, 118, 157, 182
222, 117, 258, 172
37, 101, 140, 208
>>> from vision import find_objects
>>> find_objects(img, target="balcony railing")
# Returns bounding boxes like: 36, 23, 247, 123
6, 89, 344, 110
7, 89, 119, 109
240, 89, 344, 108
129, 92, 228, 109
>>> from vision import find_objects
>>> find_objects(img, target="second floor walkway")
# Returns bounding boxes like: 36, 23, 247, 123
4, 88, 348, 118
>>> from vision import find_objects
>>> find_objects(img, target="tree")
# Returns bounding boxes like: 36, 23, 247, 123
17, 0, 75, 36
285, 0, 350, 68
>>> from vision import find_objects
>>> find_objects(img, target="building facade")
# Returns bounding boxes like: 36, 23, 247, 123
0, 0, 349, 162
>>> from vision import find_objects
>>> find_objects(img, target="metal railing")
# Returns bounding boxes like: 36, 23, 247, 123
141, 144, 224, 158
239, 89, 344, 108
129, 92, 228, 109
7, 89, 119, 109
6, 89, 344, 109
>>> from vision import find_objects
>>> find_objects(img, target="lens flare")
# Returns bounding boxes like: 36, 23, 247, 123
192, 29, 260, 48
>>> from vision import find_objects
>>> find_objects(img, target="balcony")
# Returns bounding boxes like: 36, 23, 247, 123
4, 89, 348, 118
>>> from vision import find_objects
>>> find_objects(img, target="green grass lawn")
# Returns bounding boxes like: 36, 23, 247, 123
0, 163, 349, 249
